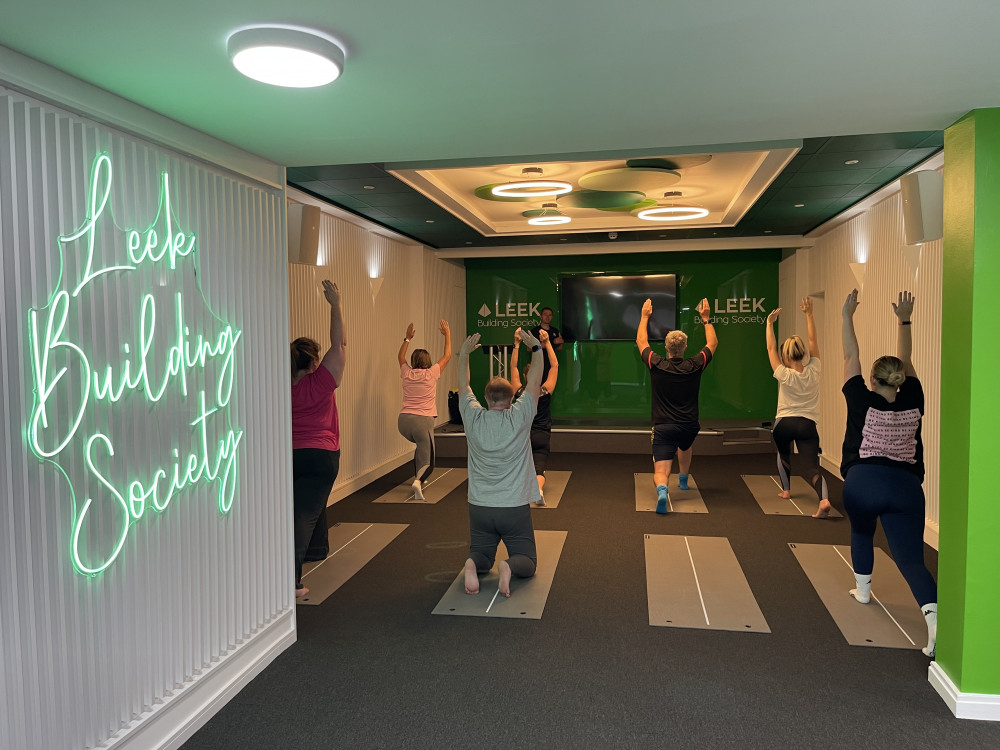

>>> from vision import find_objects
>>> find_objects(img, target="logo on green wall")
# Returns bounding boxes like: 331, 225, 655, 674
26, 153, 244, 576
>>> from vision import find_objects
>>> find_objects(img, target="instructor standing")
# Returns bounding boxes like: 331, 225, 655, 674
637, 297, 717, 514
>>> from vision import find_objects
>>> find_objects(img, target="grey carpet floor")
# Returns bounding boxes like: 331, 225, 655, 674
181, 452, 997, 750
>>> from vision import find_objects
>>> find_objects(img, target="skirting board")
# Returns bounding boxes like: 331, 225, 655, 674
108, 608, 297, 749
928, 662, 1000, 721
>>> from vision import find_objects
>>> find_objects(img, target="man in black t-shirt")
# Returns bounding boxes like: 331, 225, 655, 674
637, 297, 717, 514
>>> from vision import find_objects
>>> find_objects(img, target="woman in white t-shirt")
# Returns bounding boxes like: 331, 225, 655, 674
765, 297, 832, 518
397, 320, 451, 500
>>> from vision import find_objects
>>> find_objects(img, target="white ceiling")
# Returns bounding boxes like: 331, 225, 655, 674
0, 1, 996, 167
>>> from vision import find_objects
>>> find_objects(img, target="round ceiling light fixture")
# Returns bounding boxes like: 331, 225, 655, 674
524, 203, 571, 226
228, 26, 346, 88
492, 167, 572, 198
635, 205, 709, 221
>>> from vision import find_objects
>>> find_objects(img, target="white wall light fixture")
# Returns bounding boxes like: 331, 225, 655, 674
228, 27, 346, 88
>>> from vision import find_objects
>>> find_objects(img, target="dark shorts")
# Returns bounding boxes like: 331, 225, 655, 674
651, 422, 700, 462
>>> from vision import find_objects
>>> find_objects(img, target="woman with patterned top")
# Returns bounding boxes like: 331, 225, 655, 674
764, 297, 832, 518
397, 320, 452, 500
841, 288, 937, 657
510, 327, 559, 506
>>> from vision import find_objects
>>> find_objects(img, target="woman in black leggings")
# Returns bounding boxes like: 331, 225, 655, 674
765, 297, 831, 517
841, 289, 937, 657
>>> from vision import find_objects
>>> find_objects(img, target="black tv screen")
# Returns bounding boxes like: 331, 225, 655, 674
560, 273, 677, 341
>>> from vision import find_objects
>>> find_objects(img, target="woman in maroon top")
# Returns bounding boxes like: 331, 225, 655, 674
841, 289, 937, 657
290, 280, 346, 598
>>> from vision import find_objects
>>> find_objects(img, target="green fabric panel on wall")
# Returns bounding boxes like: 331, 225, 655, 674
940, 108, 1000, 694
464, 251, 780, 422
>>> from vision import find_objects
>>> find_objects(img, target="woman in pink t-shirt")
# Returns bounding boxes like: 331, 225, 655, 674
290, 280, 346, 598
397, 320, 451, 500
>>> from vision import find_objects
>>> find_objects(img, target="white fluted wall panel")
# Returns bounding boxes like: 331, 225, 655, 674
0, 89, 293, 750
288, 213, 466, 497
795, 190, 943, 537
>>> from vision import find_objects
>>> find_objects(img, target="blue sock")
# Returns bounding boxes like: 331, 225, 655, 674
678, 473, 689, 491
656, 484, 668, 515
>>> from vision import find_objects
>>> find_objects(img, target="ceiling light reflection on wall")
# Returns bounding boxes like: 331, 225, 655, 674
228, 27, 346, 88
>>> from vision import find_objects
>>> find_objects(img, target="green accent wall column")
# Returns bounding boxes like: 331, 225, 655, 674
939, 108, 1000, 695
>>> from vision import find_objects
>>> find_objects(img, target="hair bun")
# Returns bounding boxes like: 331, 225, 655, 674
887, 371, 906, 387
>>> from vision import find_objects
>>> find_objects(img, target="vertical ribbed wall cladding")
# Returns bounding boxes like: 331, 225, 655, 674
798, 190, 943, 533
0, 90, 293, 749
288, 211, 466, 494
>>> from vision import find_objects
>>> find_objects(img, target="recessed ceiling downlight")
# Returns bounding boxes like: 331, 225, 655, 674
228, 27, 345, 88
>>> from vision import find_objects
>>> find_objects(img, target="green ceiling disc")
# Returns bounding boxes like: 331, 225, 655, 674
578, 167, 680, 193
626, 155, 713, 171
597, 198, 658, 212
474, 183, 531, 202
559, 190, 646, 209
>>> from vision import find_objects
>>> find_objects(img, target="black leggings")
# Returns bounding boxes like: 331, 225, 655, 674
293, 448, 341, 587
468, 503, 537, 579
842, 464, 937, 607
530, 428, 551, 476
772, 417, 827, 501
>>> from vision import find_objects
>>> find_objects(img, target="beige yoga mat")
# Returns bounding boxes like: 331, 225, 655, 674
372, 467, 468, 504
431, 529, 567, 619
645, 534, 770, 633
634, 473, 708, 514
298, 522, 408, 605
741, 474, 842, 517
532, 470, 572, 509
789, 543, 926, 650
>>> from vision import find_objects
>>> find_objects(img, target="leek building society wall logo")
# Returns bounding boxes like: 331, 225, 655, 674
477, 301, 541, 328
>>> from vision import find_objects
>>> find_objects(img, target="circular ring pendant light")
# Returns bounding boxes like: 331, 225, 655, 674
635, 205, 709, 221
492, 167, 572, 198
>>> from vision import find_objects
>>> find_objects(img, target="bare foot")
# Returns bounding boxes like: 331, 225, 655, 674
295, 586, 309, 598
777, 490, 791, 500
463, 558, 480, 595
812, 499, 832, 518
498, 559, 513, 598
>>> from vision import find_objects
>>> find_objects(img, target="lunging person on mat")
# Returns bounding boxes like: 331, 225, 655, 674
397, 319, 452, 500
510, 327, 560, 505
637, 297, 717, 514
458, 328, 543, 598
841, 289, 937, 657
765, 297, 832, 518
290, 280, 346, 598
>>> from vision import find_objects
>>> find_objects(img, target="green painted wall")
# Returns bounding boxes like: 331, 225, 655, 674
465, 250, 780, 422
939, 108, 1000, 693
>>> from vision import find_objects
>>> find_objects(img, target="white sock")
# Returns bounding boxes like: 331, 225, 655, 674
850, 574, 872, 604
922, 604, 938, 657
412, 479, 424, 500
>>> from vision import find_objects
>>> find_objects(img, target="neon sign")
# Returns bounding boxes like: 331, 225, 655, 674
27, 153, 244, 576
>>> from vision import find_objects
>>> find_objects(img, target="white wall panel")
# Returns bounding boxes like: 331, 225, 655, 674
0, 88, 294, 749
288, 212, 466, 499
791, 188, 943, 542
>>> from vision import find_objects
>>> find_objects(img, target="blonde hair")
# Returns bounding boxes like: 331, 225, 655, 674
291, 337, 320, 377
484, 376, 514, 408
872, 356, 906, 388
410, 349, 432, 369
780, 336, 807, 365
665, 330, 688, 358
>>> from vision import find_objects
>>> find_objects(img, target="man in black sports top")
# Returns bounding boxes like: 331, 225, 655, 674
637, 297, 718, 514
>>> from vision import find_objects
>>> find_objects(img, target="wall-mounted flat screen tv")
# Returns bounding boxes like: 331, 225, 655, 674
560, 273, 677, 341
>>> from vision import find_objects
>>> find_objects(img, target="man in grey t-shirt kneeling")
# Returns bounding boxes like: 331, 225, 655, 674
458, 327, 544, 598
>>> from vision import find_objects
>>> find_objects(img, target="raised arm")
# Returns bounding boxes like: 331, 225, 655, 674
636, 298, 652, 353
892, 291, 917, 377
517, 327, 544, 400
698, 298, 717, 354
436, 319, 452, 370
398, 322, 415, 367
320, 280, 346, 385
765, 308, 782, 371
842, 288, 862, 382
801, 296, 820, 358
540, 329, 559, 393
457, 333, 481, 395
551, 329, 564, 352
509, 330, 523, 390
